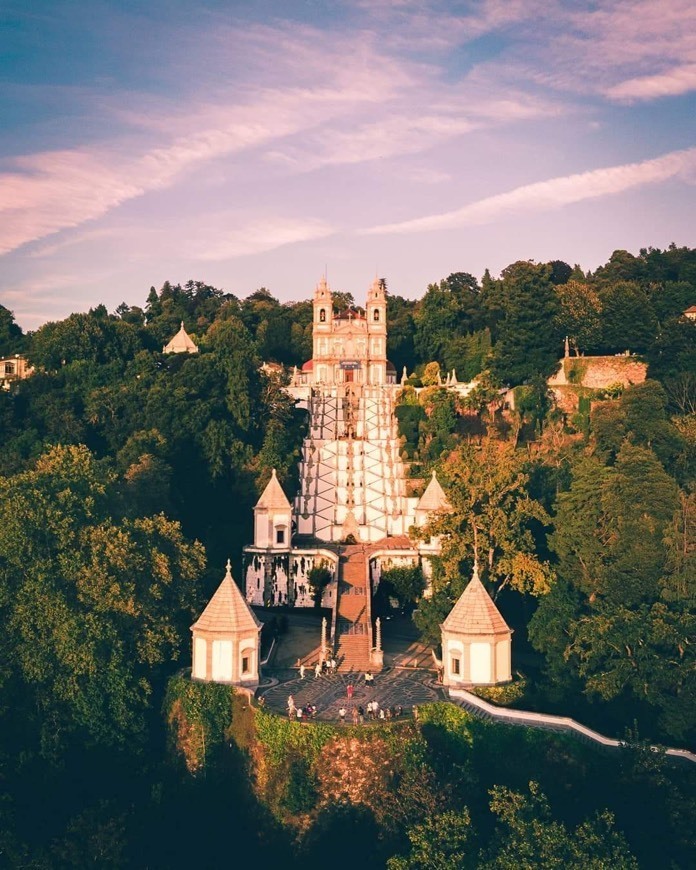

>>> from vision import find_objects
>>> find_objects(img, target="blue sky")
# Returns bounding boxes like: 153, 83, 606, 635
2, 0, 695, 330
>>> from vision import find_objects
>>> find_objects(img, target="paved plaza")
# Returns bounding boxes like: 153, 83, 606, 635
258, 667, 447, 722
256, 610, 447, 722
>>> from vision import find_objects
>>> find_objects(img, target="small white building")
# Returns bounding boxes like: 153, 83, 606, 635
163, 322, 198, 354
191, 560, 262, 687
440, 565, 512, 686
0, 354, 33, 390
253, 468, 292, 550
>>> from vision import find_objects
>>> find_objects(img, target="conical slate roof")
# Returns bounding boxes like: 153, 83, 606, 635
255, 468, 291, 511
441, 566, 510, 636
417, 470, 451, 512
163, 321, 198, 354
191, 560, 262, 634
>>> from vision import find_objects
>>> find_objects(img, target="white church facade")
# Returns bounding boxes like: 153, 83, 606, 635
243, 277, 447, 610
192, 275, 512, 684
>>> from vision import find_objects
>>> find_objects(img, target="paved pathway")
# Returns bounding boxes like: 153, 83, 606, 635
257, 666, 447, 723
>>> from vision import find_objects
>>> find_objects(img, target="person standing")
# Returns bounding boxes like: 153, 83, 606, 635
299, 663, 306, 680
315, 662, 321, 679
352, 706, 359, 725
339, 706, 347, 724
347, 683, 354, 700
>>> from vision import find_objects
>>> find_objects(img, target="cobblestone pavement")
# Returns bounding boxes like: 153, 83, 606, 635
257, 667, 448, 724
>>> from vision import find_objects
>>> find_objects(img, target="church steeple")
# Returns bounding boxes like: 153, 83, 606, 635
313, 276, 333, 327
366, 277, 387, 332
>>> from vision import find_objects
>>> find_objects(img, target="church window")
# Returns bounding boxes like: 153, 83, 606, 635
451, 656, 461, 675
373, 309, 379, 322
319, 308, 326, 322
242, 655, 250, 674
276, 528, 285, 544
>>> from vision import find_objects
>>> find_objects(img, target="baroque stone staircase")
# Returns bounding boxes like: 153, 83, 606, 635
335, 544, 372, 673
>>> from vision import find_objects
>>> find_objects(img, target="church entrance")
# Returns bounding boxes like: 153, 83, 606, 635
345, 369, 354, 383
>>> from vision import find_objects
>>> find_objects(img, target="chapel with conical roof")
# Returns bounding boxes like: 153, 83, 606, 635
163, 321, 198, 354
440, 564, 512, 686
191, 560, 262, 686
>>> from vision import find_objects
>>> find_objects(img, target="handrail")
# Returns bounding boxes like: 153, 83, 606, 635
448, 687, 696, 765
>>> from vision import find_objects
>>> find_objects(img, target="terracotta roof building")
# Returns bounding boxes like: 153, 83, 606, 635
440, 565, 512, 686
191, 560, 262, 686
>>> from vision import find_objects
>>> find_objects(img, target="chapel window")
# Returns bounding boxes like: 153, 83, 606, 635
319, 309, 326, 322
451, 656, 461, 675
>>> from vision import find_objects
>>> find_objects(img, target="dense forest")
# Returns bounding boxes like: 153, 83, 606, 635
0, 245, 694, 867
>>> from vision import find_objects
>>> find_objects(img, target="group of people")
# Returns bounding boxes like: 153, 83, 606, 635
366, 701, 402, 721
287, 695, 318, 721
298, 658, 338, 680
338, 702, 403, 724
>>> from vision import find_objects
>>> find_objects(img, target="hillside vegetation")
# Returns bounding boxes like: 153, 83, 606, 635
0, 245, 694, 866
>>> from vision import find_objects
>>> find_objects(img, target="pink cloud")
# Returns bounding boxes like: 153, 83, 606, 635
363, 146, 696, 234
607, 64, 696, 102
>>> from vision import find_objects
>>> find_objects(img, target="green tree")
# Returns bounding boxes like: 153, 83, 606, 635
0, 304, 26, 355
490, 261, 561, 386
0, 445, 205, 756
480, 782, 638, 869
554, 280, 602, 354
414, 273, 481, 366
597, 281, 658, 354
388, 809, 472, 870
378, 565, 425, 611
428, 440, 554, 598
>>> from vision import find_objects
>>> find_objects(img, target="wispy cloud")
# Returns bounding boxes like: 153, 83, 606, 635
606, 64, 696, 102
0, 11, 567, 259
188, 217, 335, 262
362, 147, 696, 234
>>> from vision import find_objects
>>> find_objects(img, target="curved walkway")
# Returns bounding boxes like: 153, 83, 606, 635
255, 613, 696, 763
255, 667, 696, 766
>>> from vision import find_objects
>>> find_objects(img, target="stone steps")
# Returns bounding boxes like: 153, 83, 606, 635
334, 545, 372, 672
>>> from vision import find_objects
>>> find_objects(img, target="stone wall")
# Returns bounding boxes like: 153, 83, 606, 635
549, 355, 647, 389
548, 355, 647, 413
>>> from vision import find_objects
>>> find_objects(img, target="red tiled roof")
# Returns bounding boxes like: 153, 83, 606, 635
302, 359, 314, 371
442, 570, 510, 637
191, 562, 261, 634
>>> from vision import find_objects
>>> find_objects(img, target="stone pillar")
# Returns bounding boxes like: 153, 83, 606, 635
371, 617, 384, 670
321, 616, 327, 664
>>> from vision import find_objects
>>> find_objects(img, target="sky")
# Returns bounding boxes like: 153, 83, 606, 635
1, 0, 695, 331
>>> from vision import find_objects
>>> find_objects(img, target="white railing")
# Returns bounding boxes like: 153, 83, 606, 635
448, 687, 696, 766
